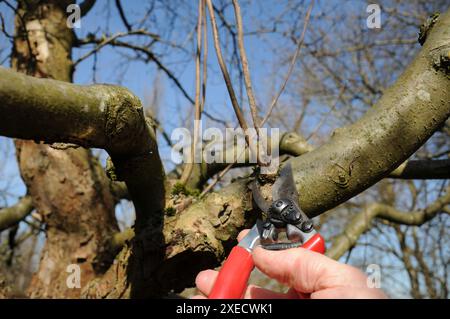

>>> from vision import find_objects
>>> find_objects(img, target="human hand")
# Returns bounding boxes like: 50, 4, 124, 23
194, 230, 388, 299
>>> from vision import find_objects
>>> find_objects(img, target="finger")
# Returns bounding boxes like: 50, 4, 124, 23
252, 247, 369, 294
195, 268, 295, 299
195, 230, 250, 296
191, 295, 207, 299
237, 229, 250, 242
311, 286, 388, 299
244, 284, 296, 299
195, 269, 218, 296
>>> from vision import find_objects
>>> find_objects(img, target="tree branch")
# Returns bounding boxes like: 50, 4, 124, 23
390, 159, 450, 179
326, 186, 450, 260
76, 33, 227, 126
0, 196, 33, 232
174, 131, 449, 191
0, 66, 164, 230
288, 9, 450, 217
114, 0, 132, 31
79, 0, 97, 17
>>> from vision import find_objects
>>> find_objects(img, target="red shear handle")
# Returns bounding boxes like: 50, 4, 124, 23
301, 233, 326, 254
209, 233, 325, 299
209, 246, 254, 299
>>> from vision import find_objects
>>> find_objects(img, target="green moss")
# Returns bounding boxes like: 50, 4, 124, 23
171, 182, 200, 197
105, 157, 118, 181
164, 206, 177, 216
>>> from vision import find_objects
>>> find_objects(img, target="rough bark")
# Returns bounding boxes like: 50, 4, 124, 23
0, 273, 11, 298
10, 0, 118, 298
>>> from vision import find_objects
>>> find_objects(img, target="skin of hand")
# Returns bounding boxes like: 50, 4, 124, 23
193, 230, 388, 299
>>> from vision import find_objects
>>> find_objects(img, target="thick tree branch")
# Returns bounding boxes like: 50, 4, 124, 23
175, 131, 449, 191
326, 186, 450, 260
0, 196, 33, 232
0, 66, 164, 230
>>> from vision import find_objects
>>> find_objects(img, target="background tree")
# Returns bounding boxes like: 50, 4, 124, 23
0, 0, 448, 298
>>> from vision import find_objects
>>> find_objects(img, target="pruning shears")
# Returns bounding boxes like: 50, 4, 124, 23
209, 162, 326, 299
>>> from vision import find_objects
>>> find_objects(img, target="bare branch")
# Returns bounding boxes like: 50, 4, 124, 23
232, 0, 260, 129
0, 196, 33, 232
205, 0, 247, 131
114, 0, 132, 31
77, 32, 226, 125
180, 0, 205, 185
79, 0, 97, 17
206, 0, 263, 165
261, 0, 314, 126
74, 30, 159, 66
327, 186, 450, 260
390, 159, 450, 179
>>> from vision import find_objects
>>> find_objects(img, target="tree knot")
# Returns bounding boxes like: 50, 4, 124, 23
430, 45, 450, 77
104, 86, 146, 156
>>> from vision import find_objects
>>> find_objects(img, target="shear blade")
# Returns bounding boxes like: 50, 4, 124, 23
272, 162, 299, 203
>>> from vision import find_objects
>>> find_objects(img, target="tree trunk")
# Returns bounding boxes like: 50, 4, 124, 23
11, 0, 118, 298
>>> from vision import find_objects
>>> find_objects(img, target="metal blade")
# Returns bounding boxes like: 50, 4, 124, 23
250, 179, 271, 213
237, 220, 264, 251
272, 162, 299, 203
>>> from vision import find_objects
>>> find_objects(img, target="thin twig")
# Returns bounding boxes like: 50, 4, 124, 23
206, 0, 249, 132
232, 0, 260, 129
200, 162, 234, 198
260, 0, 314, 126
201, 0, 208, 113
305, 86, 345, 141
77, 31, 226, 126
115, 0, 132, 31
232, 0, 269, 166
74, 30, 158, 66
180, 0, 204, 184
0, 13, 13, 39
206, 0, 261, 164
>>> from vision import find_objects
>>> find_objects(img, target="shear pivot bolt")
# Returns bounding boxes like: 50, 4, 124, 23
301, 220, 313, 232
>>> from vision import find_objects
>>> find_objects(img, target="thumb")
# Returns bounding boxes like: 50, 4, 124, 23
252, 247, 369, 294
